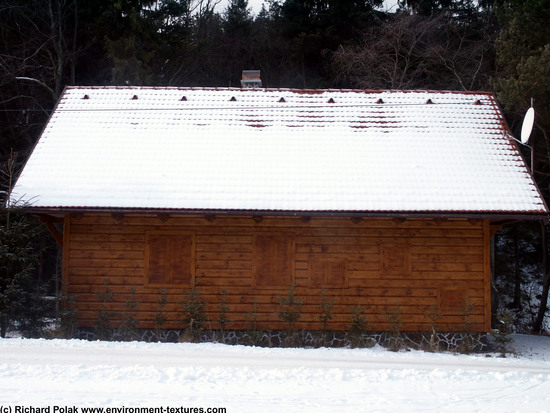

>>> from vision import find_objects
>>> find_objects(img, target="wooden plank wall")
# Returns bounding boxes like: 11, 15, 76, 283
63, 213, 491, 332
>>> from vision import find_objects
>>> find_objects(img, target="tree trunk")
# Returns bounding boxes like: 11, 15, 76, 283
512, 226, 522, 309
49, 0, 64, 98
70, 0, 79, 85
534, 221, 550, 333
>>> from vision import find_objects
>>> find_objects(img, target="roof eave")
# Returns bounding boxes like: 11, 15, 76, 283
23, 206, 549, 222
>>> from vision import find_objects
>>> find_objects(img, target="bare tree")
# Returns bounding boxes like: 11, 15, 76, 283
332, 14, 440, 89
0, 0, 92, 162
331, 12, 495, 91
0, 0, 84, 98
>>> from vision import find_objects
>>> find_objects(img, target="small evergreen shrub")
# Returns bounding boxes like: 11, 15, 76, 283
244, 298, 264, 346
315, 288, 335, 347
318, 288, 334, 331
94, 278, 115, 341
490, 309, 515, 357
118, 286, 140, 341
56, 287, 78, 339
278, 284, 303, 327
217, 288, 231, 343
346, 304, 374, 348
180, 287, 207, 342
456, 302, 475, 354
423, 305, 443, 352
385, 304, 405, 351
153, 288, 168, 341
278, 284, 303, 347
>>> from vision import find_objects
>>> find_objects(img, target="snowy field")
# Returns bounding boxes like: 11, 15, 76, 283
1, 335, 550, 412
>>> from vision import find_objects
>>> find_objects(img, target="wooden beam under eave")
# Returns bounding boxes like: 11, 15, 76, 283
489, 224, 503, 238
47, 221, 63, 246
157, 213, 170, 223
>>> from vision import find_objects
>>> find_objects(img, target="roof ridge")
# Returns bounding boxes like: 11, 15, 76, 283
64, 85, 494, 96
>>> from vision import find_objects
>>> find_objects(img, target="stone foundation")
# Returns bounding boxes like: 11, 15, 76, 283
76, 328, 488, 352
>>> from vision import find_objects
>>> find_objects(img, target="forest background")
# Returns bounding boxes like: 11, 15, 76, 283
0, 0, 549, 337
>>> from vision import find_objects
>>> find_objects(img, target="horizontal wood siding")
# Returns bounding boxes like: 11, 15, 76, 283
65, 214, 490, 332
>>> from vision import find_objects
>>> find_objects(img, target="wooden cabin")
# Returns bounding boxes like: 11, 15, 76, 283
13, 87, 547, 333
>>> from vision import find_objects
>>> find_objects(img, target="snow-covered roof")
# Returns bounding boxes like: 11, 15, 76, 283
11, 86, 548, 217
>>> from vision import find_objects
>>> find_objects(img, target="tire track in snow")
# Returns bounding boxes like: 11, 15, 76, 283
1, 339, 550, 374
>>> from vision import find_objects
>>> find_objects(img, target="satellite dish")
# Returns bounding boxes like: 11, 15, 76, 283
521, 107, 535, 144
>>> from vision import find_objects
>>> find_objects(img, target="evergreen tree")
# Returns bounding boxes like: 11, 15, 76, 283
274, 0, 384, 88
493, 0, 550, 139
225, 0, 253, 29
492, 0, 550, 333
493, 0, 550, 115
0, 153, 41, 337
222, 0, 255, 86
0, 212, 41, 337
0, 179, 40, 337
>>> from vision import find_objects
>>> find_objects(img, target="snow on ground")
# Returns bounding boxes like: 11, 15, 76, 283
1, 335, 550, 412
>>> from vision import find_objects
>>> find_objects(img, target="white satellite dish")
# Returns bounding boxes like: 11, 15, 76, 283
521, 107, 535, 144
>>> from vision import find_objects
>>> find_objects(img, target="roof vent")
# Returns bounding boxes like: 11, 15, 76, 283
241, 70, 262, 88
474, 99, 482, 105
82, 94, 89, 100
425, 98, 433, 104
278, 97, 286, 103
180, 96, 187, 101
131, 95, 139, 100
327, 97, 335, 104
376, 98, 384, 104
230, 96, 237, 102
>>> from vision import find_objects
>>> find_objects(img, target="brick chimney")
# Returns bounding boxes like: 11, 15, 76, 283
241, 70, 262, 88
